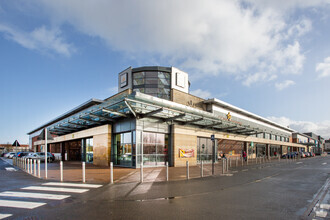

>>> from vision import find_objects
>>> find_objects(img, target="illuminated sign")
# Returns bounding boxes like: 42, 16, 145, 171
176, 72, 185, 88
120, 72, 128, 88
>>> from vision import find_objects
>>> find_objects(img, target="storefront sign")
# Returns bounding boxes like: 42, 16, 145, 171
226, 112, 232, 121
120, 72, 128, 88
179, 148, 194, 158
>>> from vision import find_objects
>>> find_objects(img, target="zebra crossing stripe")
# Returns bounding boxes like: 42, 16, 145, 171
22, 186, 89, 193
42, 182, 102, 188
0, 199, 46, 209
0, 214, 13, 219
0, 191, 70, 200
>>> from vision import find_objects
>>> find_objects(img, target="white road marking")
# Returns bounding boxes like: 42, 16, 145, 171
315, 210, 327, 218
0, 199, 46, 209
296, 162, 303, 164
322, 162, 327, 165
42, 182, 102, 188
0, 191, 70, 200
320, 204, 330, 210
5, 167, 17, 171
22, 186, 89, 193
0, 214, 12, 219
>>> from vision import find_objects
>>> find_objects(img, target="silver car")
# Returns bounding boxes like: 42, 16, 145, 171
23, 152, 53, 162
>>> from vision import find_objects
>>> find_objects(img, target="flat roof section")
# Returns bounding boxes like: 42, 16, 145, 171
204, 98, 295, 133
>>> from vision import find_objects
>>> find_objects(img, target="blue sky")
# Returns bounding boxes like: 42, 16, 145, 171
1, 0, 330, 144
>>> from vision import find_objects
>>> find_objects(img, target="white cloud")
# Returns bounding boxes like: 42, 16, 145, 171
275, 80, 295, 90
267, 116, 330, 139
243, 72, 277, 87
0, 24, 74, 57
32, 0, 322, 85
316, 56, 330, 78
190, 89, 211, 99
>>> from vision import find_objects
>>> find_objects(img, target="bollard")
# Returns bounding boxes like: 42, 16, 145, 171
186, 161, 189, 180
226, 159, 229, 172
30, 159, 32, 174
201, 160, 203, 178
229, 158, 232, 168
82, 162, 86, 183
27, 159, 30, 173
222, 159, 225, 174
166, 162, 169, 181
34, 160, 36, 176
140, 162, 144, 183
60, 161, 63, 182
38, 160, 40, 178
247, 157, 249, 165
110, 162, 113, 184
236, 157, 238, 167
278, 155, 280, 162
241, 157, 243, 166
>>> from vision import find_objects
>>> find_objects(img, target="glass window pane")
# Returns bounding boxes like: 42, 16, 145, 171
133, 72, 144, 78
145, 71, 158, 77
156, 134, 165, 144
133, 78, 144, 85
144, 144, 156, 154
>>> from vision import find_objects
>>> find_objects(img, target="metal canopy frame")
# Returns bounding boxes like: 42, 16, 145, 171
45, 93, 263, 136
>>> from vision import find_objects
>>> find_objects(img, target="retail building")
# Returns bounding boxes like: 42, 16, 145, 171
28, 66, 307, 168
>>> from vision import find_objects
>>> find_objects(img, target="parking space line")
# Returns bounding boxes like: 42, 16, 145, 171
0, 199, 46, 209
42, 182, 102, 188
0, 191, 70, 200
22, 186, 89, 193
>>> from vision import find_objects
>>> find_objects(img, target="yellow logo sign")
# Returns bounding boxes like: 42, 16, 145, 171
226, 112, 232, 121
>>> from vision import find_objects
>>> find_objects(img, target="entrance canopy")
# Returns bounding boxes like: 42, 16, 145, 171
31, 92, 266, 136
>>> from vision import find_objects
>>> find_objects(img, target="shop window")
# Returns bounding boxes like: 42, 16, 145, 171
142, 132, 168, 167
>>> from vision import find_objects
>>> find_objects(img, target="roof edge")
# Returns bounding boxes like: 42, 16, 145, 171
27, 98, 104, 135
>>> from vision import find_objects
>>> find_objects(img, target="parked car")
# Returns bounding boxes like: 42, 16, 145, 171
16, 152, 30, 158
23, 152, 55, 162
7, 152, 16, 159
300, 152, 307, 158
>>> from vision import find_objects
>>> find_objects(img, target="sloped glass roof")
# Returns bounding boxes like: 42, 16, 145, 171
45, 92, 263, 136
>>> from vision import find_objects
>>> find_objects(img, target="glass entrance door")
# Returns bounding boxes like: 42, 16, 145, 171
114, 132, 132, 167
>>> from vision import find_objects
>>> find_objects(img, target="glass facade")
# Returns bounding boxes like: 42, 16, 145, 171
218, 139, 244, 158
197, 137, 213, 162
142, 132, 168, 166
81, 138, 93, 163
132, 71, 171, 100
86, 138, 93, 163
114, 132, 135, 167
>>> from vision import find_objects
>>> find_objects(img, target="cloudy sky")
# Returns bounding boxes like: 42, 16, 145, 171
0, 0, 330, 144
